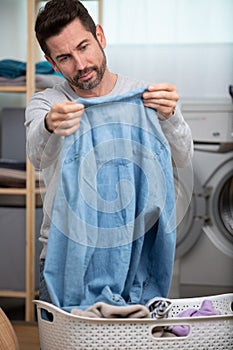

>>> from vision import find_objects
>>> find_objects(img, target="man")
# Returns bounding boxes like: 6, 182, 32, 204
25, 0, 193, 305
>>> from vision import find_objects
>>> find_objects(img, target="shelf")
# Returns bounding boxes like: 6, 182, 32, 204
0, 0, 38, 323
0, 86, 46, 93
0, 86, 27, 93
0, 186, 45, 195
0, 188, 27, 195
0, 290, 27, 298
35, 187, 45, 194
0, 289, 39, 299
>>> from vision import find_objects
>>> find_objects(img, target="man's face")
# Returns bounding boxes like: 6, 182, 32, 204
46, 19, 107, 91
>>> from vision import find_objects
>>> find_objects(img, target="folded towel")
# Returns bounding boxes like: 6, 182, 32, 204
0, 59, 26, 78
0, 74, 64, 88
0, 59, 62, 78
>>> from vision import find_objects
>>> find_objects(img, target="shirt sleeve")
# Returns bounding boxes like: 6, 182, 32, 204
25, 91, 63, 170
159, 106, 194, 168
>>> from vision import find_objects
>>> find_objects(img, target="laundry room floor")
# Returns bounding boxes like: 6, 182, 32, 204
12, 322, 40, 350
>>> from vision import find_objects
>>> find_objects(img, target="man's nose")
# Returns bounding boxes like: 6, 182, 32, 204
73, 53, 86, 70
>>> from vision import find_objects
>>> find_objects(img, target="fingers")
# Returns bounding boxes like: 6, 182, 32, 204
147, 82, 177, 92
142, 83, 179, 119
45, 100, 85, 136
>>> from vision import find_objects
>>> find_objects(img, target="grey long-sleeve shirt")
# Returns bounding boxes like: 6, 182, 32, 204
25, 74, 193, 259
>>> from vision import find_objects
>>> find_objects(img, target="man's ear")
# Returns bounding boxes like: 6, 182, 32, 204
96, 24, 106, 49
45, 55, 61, 73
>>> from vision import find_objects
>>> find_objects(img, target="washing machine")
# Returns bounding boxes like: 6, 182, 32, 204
175, 100, 233, 297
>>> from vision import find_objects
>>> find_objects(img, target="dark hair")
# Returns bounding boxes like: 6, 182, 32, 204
35, 0, 97, 56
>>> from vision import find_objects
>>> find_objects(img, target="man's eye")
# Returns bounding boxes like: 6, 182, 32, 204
80, 44, 87, 51
59, 56, 69, 63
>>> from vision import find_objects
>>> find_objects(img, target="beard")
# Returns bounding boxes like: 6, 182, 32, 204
67, 50, 107, 90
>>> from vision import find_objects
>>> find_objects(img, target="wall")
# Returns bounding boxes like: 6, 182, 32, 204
103, 0, 233, 100
0, 0, 27, 108
106, 43, 233, 99
0, 0, 232, 104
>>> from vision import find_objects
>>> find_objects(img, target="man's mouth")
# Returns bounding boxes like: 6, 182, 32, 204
78, 69, 94, 81
71, 63, 103, 90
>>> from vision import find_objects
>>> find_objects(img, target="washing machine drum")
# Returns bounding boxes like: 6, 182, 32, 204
205, 163, 233, 257
173, 166, 205, 259
174, 154, 233, 259
217, 172, 233, 240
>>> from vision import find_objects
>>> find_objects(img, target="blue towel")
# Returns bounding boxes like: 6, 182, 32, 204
44, 87, 176, 311
0, 59, 62, 78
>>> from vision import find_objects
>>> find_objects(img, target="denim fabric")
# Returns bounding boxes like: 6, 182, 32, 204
44, 87, 176, 311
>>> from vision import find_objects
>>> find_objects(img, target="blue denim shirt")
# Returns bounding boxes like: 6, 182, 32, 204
44, 87, 176, 311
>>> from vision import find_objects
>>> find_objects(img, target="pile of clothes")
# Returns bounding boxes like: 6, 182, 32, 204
0, 59, 64, 88
71, 297, 219, 338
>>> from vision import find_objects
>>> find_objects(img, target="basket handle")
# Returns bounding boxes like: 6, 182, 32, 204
150, 323, 191, 338
33, 300, 62, 323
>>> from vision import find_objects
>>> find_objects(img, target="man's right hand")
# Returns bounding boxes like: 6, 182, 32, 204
45, 100, 84, 136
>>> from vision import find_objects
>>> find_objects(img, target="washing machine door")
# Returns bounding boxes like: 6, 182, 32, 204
174, 165, 205, 258
203, 156, 233, 258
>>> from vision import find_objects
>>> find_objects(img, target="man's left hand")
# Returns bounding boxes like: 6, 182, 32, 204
142, 83, 179, 119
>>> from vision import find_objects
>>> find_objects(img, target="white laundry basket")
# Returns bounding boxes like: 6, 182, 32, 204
34, 293, 233, 350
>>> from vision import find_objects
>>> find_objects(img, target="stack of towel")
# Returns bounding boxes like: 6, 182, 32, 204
0, 59, 64, 88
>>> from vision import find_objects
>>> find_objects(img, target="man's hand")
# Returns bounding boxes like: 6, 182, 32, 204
142, 83, 179, 119
45, 100, 84, 136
